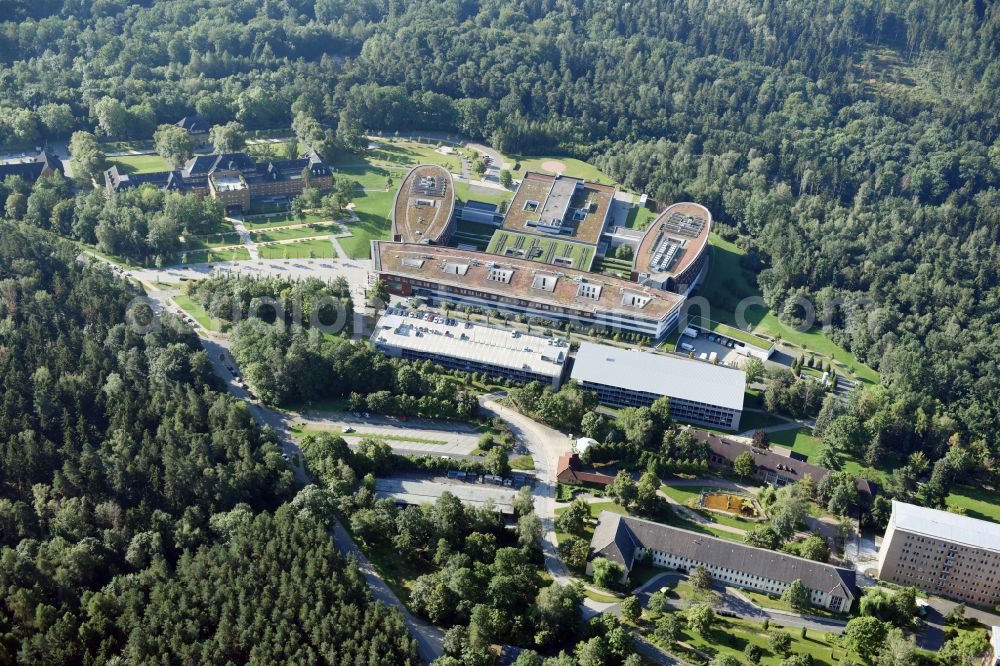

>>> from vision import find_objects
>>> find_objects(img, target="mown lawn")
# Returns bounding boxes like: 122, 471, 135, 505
655, 616, 850, 666
660, 484, 761, 531
181, 232, 242, 251
510, 455, 534, 471
243, 211, 331, 229
946, 484, 1000, 524
739, 411, 790, 432
624, 206, 658, 230
453, 180, 512, 207
251, 223, 340, 243
258, 239, 336, 260
172, 294, 226, 332
338, 190, 395, 258
697, 233, 879, 384
770, 427, 896, 483
205, 247, 251, 262
740, 590, 843, 620
508, 155, 618, 185
105, 153, 171, 174
363, 139, 462, 172
337, 164, 409, 190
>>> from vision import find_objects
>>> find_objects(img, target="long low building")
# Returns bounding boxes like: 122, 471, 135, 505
692, 429, 878, 505
877, 501, 1000, 607
589, 511, 856, 612
371, 312, 568, 388
570, 341, 745, 429
371, 241, 685, 341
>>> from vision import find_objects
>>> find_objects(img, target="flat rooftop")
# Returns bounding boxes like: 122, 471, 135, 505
571, 341, 746, 410
372, 242, 684, 323
375, 477, 516, 514
503, 171, 615, 245
372, 313, 567, 378
889, 500, 1000, 552
634, 202, 712, 279
391, 164, 455, 244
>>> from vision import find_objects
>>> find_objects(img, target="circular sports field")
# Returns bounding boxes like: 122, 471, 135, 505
540, 160, 567, 174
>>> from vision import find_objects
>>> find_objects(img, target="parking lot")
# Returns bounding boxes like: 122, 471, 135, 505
296, 413, 483, 457
675, 330, 746, 368
375, 473, 531, 514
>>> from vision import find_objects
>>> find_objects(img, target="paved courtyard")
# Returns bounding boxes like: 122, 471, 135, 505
375, 474, 519, 513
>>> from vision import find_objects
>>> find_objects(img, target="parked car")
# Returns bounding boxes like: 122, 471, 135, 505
343, 426, 356, 433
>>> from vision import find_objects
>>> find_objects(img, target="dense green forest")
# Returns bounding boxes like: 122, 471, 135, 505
0, 0, 997, 468
0, 223, 418, 663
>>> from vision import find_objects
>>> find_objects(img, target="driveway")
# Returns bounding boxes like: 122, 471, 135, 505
630, 572, 849, 634
94, 256, 445, 663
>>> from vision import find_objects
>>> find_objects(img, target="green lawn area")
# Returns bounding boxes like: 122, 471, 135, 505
946, 485, 1000, 524
739, 411, 791, 432
660, 484, 761, 531
243, 211, 331, 229
337, 164, 409, 190
555, 500, 625, 545
624, 206, 658, 230
247, 201, 289, 215
208, 247, 250, 262
740, 590, 843, 620
258, 239, 337, 260
172, 294, 226, 332
583, 587, 622, 603
339, 189, 395, 258
486, 230, 595, 271
251, 223, 340, 243
362, 139, 462, 172
510, 455, 534, 471
770, 428, 894, 483
592, 255, 632, 278
105, 153, 171, 174
508, 155, 618, 185
769, 428, 823, 460
658, 616, 850, 666
453, 180, 512, 207
697, 233, 879, 384
180, 232, 242, 251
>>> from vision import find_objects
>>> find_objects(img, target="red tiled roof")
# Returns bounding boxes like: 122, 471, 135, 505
556, 452, 615, 486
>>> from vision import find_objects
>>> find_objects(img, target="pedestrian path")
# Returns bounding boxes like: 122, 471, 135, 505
229, 216, 260, 260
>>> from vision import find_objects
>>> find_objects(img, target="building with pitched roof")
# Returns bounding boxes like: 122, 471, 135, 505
588, 511, 856, 612
693, 429, 878, 505
176, 116, 211, 145
570, 341, 745, 429
877, 501, 1000, 607
102, 150, 332, 211
555, 452, 616, 486
0, 151, 64, 184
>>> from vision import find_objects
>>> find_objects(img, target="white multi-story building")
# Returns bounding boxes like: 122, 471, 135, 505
588, 511, 856, 612
570, 341, 745, 429
877, 500, 1000, 607
371, 313, 568, 388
